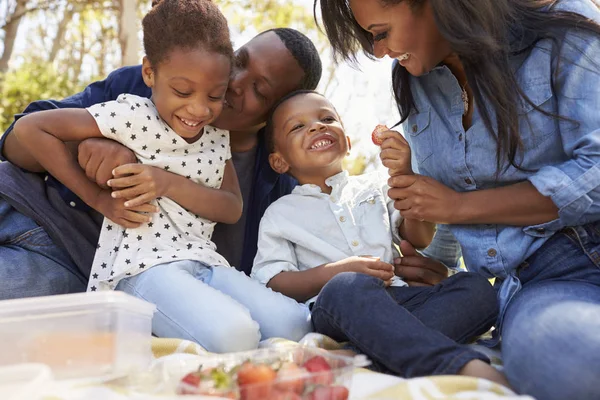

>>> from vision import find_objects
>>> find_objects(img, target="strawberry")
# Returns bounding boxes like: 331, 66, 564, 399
275, 361, 307, 394
302, 356, 333, 386
177, 371, 202, 395
177, 366, 238, 397
371, 124, 388, 146
305, 385, 349, 400
268, 389, 304, 400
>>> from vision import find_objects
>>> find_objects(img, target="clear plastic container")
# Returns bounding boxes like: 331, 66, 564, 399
170, 346, 361, 399
0, 291, 155, 379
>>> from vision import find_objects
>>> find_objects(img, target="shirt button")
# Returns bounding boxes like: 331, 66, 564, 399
330, 197, 336, 202
351, 240, 359, 247
411, 124, 418, 133
487, 248, 497, 257
464, 178, 472, 185
44, 175, 49, 182
69, 201, 77, 207
458, 133, 463, 141
339, 216, 346, 222
368, 199, 375, 204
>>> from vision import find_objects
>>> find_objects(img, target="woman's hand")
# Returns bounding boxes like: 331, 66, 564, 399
78, 138, 137, 189
388, 174, 463, 224
378, 129, 413, 176
93, 189, 157, 228
108, 164, 169, 208
394, 240, 449, 286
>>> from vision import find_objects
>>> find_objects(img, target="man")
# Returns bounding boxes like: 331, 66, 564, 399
0, 28, 323, 299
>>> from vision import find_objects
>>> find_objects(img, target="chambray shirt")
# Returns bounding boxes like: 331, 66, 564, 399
401, 0, 600, 321
251, 171, 407, 305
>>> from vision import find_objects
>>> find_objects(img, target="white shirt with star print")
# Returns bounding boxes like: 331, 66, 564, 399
251, 170, 407, 305
85, 94, 231, 291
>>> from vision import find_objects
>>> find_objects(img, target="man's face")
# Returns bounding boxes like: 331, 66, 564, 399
212, 32, 306, 132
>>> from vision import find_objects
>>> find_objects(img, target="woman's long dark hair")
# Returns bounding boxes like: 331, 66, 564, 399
315, 0, 600, 172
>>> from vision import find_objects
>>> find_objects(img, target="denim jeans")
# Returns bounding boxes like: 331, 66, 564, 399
502, 221, 600, 400
311, 272, 496, 377
0, 198, 86, 299
116, 260, 312, 353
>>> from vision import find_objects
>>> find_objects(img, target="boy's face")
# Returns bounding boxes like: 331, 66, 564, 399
213, 32, 306, 132
269, 93, 350, 179
142, 47, 230, 142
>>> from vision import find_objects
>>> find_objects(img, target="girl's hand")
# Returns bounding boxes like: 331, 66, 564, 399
330, 256, 395, 284
394, 240, 449, 286
388, 174, 463, 224
93, 190, 156, 228
108, 164, 169, 208
378, 129, 413, 177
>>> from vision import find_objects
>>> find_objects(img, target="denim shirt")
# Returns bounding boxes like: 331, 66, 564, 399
0, 65, 297, 275
401, 0, 600, 321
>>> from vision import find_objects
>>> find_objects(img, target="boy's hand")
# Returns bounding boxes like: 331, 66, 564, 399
108, 164, 168, 208
78, 138, 137, 189
332, 256, 395, 284
93, 189, 156, 228
378, 129, 413, 177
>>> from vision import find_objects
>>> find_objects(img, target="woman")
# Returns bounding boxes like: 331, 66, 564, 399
315, 0, 600, 398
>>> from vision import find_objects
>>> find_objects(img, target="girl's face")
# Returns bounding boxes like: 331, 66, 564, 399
142, 47, 231, 142
349, 0, 451, 76
269, 93, 350, 181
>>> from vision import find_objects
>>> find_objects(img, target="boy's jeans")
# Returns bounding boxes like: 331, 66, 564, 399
0, 199, 86, 299
116, 260, 312, 353
312, 272, 497, 377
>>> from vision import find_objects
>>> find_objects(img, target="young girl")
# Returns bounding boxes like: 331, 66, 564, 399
252, 90, 507, 386
12, 0, 311, 353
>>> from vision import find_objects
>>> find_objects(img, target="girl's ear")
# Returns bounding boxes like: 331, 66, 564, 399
268, 152, 290, 174
141, 56, 155, 88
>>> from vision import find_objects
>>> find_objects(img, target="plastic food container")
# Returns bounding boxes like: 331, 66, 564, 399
171, 346, 360, 399
0, 291, 155, 379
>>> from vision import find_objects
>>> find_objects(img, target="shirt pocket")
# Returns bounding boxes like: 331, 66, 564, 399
405, 108, 433, 165
353, 190, 388, 226
518, 80, 557, 148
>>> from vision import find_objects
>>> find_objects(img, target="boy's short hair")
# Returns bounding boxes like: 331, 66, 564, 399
264, 90, 325, 154
261, 28, 323, 91
143, 0, 233, 68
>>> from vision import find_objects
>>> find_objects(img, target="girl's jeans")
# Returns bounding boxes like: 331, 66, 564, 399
116, 260, 312, 353
502, 221, 600, 400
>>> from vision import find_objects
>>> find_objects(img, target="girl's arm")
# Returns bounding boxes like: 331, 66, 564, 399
13, 109, 155, 227
109, 159, 243, 224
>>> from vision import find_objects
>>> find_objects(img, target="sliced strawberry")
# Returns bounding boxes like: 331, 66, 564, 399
371, 124, 388, 146
238, 362, 278, 400
305, 385, 349, 400
302, 356, 333, 386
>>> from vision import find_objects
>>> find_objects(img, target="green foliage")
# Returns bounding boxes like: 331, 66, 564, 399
0, 59, 91, 133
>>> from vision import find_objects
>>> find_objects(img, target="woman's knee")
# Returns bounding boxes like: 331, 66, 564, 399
503, 299, 600, 400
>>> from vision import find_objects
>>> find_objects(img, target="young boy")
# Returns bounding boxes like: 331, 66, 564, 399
251, 90, 508, 386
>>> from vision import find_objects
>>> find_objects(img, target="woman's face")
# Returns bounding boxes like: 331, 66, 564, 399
349, 0, 451, 76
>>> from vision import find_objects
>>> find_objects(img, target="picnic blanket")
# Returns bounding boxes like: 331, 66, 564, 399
35, 334, 533, 400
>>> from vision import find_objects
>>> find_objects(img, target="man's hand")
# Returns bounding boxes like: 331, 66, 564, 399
330, 256, 395, 285
108, 164, 170, 208
378, 129, 413, 176
394, 240, 449, 286
92, 190, 157, 228
78, 138, 136, 189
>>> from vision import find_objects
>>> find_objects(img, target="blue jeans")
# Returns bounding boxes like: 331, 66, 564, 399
116, 260, 312, 353
312, 272, 496, 377
0, 198, 86, 299
502, 222, 600, 400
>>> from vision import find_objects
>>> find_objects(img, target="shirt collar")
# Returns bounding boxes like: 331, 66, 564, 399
292, 170, 350, 196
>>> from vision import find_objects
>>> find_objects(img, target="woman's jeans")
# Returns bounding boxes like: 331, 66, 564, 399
502, 222, 600, 400
116, 260, 312, 353
0, 199, 86, 299
312, 272, 497, 377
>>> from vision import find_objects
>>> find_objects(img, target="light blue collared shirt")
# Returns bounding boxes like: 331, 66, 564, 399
401, 0, 600, 321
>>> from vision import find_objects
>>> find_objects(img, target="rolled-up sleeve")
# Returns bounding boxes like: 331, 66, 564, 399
526, 31, 600, 232
251, 209, 299, 285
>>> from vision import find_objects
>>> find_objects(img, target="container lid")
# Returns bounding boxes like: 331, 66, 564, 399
0, 291, 156, 318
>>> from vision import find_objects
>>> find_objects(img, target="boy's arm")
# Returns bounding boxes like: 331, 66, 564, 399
110, 159, 243, 224
398, 219, 436, 250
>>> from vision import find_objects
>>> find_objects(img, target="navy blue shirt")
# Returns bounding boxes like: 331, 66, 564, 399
0, 65, 297, 275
